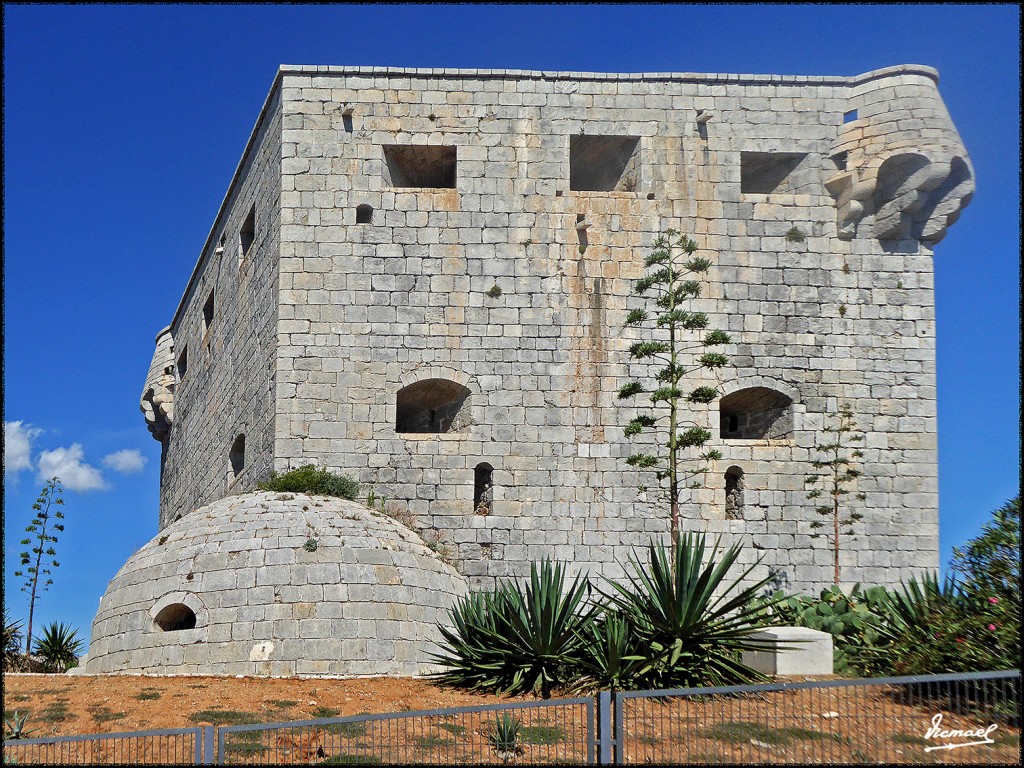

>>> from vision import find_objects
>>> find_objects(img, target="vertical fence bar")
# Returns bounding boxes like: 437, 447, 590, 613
596, 691, 612, 765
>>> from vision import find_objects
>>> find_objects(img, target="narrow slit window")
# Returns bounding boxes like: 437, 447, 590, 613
725, 466, 744, 520
229, 434, 245, 478
176, 346, 188, 382
843, 109, 859, 124
474, 463, 494, 515
239, 205, 256, 262
203, 290, 215, 333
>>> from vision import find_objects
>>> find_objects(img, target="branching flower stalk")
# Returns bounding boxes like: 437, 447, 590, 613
805, 405, 866, 585
14, 477, 66, 655
618, 230, 730, 562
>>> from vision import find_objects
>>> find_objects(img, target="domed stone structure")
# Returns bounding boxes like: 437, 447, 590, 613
82, 492, 468, 676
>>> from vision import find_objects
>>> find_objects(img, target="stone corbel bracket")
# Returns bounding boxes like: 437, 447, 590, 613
141, 327, 175, 441
826, 66, 974, 247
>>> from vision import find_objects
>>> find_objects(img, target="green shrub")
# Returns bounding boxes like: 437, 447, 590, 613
431, 559, 593, 698
755, 584, 895, 674
881, 574, 1019, 675
599, 534, 785, 689
258, 465, 359, 500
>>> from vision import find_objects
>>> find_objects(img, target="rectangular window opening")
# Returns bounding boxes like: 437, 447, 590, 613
383, 145, 457, 188
239, 205, 256, 262
843, 109, 859, 124
203, 290, 215, 333
569, 135, 641, 192
176, 346, 188, 383
740, 151, 810, 195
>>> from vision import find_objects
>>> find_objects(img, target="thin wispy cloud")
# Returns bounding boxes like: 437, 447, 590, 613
4, 420, 41, 476
102, 449, 147, 474
37, 444, 108, 491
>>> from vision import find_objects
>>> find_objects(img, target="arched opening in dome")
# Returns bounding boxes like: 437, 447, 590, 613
153, 603, 197, 632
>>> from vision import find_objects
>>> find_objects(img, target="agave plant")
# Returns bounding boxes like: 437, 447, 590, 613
571, 611, 647, 692
3, 611, 24, 672
600, 533, 785, 689
488, 713, 524, 763
4, 710, 36, 740
432, 559, 594, 698
32, 621, 84, 672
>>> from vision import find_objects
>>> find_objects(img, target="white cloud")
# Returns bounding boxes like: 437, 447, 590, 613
36, 444, 108, 491
102, 448, 147, 474
4, 420, 41, 476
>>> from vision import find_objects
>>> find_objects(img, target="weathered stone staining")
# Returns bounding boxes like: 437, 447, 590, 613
88, 64, 971, 676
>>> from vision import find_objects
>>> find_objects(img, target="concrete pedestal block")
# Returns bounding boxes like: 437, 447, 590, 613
741, 626, 834, 676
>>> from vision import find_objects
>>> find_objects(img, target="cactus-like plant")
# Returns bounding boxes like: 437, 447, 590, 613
4, 710, 36, 740
488, 714, 524, 763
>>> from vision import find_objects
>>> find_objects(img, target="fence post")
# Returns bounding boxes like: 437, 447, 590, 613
597, 691, 613, 765
203, 726, 215, 764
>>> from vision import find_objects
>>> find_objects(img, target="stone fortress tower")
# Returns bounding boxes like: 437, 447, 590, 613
84, 65, 973, 675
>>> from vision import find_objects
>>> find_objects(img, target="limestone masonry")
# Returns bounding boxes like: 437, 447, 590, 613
91, 65, 973, 674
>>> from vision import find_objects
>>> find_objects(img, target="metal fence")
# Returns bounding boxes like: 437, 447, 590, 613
614, 669, 1020, 765
3, 670, 1018, 765
217, 697, 593, 765
2, 726, 212, 764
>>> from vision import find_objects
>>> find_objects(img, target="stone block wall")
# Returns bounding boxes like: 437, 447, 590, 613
148, 65, 973, 597
155, 89, 285, 527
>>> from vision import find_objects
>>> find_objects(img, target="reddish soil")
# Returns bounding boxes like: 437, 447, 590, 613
2, 673, 530, 737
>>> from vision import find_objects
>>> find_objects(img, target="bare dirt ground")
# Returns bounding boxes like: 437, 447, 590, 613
4, 673, 1018, 765
2, 673, 531, 737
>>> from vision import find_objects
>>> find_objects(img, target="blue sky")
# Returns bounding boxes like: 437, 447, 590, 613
3, 5, 1020, 650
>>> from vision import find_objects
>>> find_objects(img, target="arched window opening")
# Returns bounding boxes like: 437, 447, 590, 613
356, 204, 374, 224
474, 463, 494, 515
395, 379, 471, 434
154, 603, 197, 632
720, 387, 794, 439
725, 466, 744, 520
229, 434, 246, 478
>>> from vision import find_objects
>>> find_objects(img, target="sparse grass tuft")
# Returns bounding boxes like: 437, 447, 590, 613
39, 700, 72, 723
135, 690, 161, 701
187, 709, 261, 725
87, 706, 126, 724
521, 723, 566, 745
311, 706, 341, 719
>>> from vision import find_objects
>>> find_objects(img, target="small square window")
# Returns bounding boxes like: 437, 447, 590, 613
383, 145, 457, 188
569, 135, 641, 192
843, 109, 859, 124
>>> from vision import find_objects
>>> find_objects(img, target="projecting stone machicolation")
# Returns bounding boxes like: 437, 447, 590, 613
84, 64, 973, 676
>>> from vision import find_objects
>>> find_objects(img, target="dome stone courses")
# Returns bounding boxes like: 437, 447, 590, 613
83, 491, 468, 676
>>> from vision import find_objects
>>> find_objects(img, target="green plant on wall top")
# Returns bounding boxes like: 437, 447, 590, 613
258, 465, 359, 500
805, 405, 866, 586
617, 230, 730, 559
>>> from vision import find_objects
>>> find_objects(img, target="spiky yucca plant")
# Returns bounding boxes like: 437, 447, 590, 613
32, 621, 84, 672
432, 559, 593, 698
3, 611, 24, 672
601, 533, 784, 689
488, 714, 524, 763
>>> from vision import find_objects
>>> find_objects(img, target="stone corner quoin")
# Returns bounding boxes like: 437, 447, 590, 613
113, 64, 973, 676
